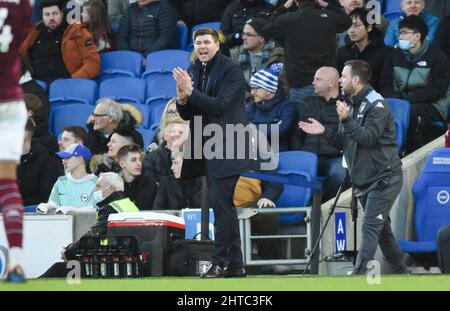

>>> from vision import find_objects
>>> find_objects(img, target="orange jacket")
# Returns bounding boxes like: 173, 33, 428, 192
20, 22, 100, 79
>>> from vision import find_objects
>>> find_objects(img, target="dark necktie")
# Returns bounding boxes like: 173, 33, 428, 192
200, 63, 207, 92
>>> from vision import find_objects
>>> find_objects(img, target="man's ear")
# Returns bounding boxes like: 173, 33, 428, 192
107, 185, 115, 194
107, 115, 114, 124
413, 32, 422, 45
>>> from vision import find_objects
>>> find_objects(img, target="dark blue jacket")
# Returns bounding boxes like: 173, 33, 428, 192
177, 52, 257, 179
118, 1, 176, 56
246, 90, 296, 151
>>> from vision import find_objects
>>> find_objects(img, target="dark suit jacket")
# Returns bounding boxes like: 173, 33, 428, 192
177, 52, 256, 180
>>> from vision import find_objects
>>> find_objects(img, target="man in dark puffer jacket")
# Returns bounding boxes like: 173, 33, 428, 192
117, 0, 177, 56
381, 15, 450, 153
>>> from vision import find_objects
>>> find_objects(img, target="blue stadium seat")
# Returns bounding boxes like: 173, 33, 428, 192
384, 0, 401, 15
50, 104, 93, 137
142, 50, 191, 82
111, 23, 120, 33
24, 205, 37, 213
137, 124, 159, 148
383, 11, 402, 22
385, 98, 410, 154
399, 147, 450, 254
146, 96, 173, 107
35, 80, 47, 91
149, 102, 166, 125
99, 77, 146, 105
186, 21, 221, 51
433, 104, 450, 129
145, 75, 177, 105
99, 51, 143, 82
276, 151, 318, 224
49, 78, 97, 108
176, 23, 188, 50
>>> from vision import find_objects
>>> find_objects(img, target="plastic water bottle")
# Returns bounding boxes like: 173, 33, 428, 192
112, 255, 121, 278
124, 255, 133, 277
82, 255, 92, 277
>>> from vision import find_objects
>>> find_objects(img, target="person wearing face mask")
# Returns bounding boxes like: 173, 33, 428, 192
73, 172, 138, 246
381, 15, 450, 154
40, 172, 139, 277
384, 0, 440, 48
17, 119, 63, 206
36, 144, 97, 215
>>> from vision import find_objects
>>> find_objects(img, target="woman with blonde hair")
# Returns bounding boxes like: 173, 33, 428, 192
147, 97, 182, 148
143, 118, 188, 180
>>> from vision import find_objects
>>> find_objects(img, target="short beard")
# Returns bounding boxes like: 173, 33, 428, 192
343, 85, 355, 97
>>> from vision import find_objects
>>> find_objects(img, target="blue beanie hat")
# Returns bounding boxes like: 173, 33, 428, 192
249, 63, 284, 93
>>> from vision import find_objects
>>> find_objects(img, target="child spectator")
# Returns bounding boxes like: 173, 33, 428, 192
37, 144, 97, 214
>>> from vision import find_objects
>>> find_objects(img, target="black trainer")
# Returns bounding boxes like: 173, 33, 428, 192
224, 266, 246, 278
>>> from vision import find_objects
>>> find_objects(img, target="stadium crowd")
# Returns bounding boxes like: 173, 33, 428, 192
10, 0, 450, 275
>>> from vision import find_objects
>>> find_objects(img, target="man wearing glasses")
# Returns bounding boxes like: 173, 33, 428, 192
231, 18, 281, 85
86, 99, 143, 156
381, 15, 450, 154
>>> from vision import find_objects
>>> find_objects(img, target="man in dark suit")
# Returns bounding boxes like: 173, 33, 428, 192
173, 27, 256, 278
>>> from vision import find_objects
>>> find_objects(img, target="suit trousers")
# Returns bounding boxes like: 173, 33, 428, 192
208, 174, 243, 268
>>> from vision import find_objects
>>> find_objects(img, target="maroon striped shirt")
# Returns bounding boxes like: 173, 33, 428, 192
0, 0, 31, 102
